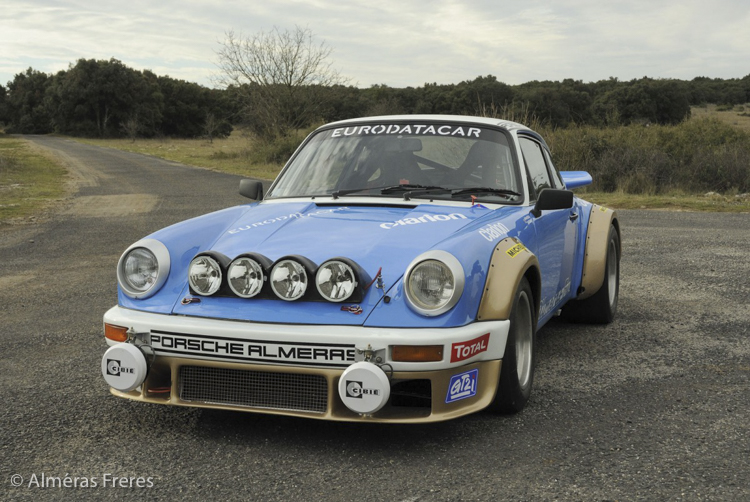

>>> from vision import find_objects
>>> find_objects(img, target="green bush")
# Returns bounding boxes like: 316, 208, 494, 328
544, 118, 750, 194
250, 134, 302, 164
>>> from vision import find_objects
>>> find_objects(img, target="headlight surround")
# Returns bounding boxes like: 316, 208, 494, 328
270, 258, 310, 301
404, 250, 464, 316
227, 256, 267, 298
188, 255, 223, 296
316, 259, 358, 302
117, 239, 171, 299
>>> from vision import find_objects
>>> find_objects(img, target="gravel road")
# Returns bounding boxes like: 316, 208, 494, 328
1, 135, 748, 501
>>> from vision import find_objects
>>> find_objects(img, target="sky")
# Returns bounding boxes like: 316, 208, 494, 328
2, 0, 749, 90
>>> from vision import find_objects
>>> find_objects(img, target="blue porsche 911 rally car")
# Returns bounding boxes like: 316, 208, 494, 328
102, 115, 620, 422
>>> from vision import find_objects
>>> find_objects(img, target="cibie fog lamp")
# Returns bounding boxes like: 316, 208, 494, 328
316, 260, 357, 302
270, 259, 309, 301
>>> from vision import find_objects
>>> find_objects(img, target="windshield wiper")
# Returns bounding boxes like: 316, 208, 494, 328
330, 184, 446, 199
382, 184, 452, 201
380, 184, 446, 194
450, 187, 522, 199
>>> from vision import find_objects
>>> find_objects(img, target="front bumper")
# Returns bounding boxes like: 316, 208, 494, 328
103, 306, 510, 423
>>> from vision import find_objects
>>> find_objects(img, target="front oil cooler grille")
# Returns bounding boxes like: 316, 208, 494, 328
178, 366, 328, 414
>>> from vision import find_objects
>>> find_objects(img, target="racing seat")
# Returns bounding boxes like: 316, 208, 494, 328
367, 151, 428, 186
449, 140, 512, 189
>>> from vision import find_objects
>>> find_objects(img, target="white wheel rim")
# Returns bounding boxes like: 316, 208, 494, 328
516, 291, 533, 390
607, 238, 618, 307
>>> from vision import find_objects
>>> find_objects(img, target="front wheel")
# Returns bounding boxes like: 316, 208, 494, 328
489, 277, 537, 414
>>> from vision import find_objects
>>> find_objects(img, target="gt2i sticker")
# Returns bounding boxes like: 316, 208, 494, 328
506, 242, 527, 258
446, 369, 478, 403
451, 333, 490, 363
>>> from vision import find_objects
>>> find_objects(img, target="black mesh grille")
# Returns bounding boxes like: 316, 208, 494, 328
179, 366, 328, 414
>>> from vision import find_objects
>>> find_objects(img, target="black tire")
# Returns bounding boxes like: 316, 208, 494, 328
489, 277, 537, 414
563, 224, 620, 324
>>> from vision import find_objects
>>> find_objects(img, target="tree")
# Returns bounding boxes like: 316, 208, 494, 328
5, 68, 54, 134
157, 76, 233, 138
120, 114, 141, 142
215, 26, 349, 138
450, 75, 514, 116
202, 112, 231, 142
45, 58, 163, 137
0, 85, 7, 126
592, 78, 690, 125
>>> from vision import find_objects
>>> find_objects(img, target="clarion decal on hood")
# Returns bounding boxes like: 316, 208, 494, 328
167, 200, 498, 325
210, 201, 488, 275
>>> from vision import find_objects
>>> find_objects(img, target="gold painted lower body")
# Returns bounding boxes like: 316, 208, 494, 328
110, 356, 502, 423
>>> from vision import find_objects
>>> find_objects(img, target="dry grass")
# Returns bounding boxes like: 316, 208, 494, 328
74, 129, 284, 181
576, 190, 750, 212
691, 103, 750, 133
0, 135, 68, 224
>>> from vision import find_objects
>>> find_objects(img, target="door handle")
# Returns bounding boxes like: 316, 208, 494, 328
569, 212, 579, 221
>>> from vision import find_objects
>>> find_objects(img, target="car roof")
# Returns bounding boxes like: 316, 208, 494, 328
323, 114, 529, 130
319, 114, 546, 146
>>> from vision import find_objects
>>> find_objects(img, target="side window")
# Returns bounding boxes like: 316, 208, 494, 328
519, 137, 552, 198
543, 149, 564, 189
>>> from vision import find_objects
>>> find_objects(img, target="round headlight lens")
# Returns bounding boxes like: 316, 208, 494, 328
316, 260, 357, 302
228, 257, 265, 298
117, 239, 171, 299
188, 256, 222, 296
122, 248, 158, 293
270, 259, 307, 301
408, 260, 455, 309
404, 251, 465, 316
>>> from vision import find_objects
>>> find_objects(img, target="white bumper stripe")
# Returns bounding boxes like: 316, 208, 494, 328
103, 306, 510, 372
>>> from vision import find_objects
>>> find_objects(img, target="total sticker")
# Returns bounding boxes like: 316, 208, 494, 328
446, 369, 478, 403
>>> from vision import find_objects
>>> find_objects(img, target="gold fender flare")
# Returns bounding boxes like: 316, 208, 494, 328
577, 205, 620, 300
476, 237, 541, 321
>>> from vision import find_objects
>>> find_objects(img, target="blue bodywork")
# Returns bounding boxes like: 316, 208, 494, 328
119, 195, 595, 330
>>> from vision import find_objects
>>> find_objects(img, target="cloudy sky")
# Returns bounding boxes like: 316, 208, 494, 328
2, 0, 749, 89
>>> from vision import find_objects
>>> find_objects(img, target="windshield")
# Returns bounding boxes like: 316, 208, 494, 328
266, 122, 521, 202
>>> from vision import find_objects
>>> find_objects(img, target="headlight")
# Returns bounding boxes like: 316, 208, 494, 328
228, 256, 266, 298
117, 239, 171, 299
316, 260, 357, 302
188, 255, 222, 296
404, 250, 464, 316
270, 259, 308, 301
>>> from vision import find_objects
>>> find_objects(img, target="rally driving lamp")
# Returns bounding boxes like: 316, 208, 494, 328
338, 360, 391, 415
101, 326, 150, 392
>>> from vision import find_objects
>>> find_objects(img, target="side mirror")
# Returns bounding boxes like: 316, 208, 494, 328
531, 188, 573, 217
239, 179, 264, 201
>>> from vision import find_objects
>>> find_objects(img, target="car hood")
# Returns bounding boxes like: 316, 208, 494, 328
209, 201, 491, 272
124, 200, 515, 326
